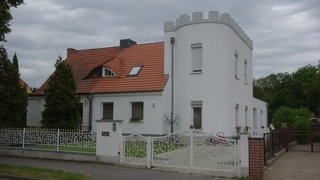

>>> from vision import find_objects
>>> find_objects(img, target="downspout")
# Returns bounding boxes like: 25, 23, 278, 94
170, 37, 175, 133
86, 93, 93, 131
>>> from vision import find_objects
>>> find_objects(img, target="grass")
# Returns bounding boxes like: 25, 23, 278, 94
124, 141, 186, 158
0, 164, 92, 180
26, 144, 96, 153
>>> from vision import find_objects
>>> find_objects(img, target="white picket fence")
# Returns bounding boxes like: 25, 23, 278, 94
0, 128, 96, 153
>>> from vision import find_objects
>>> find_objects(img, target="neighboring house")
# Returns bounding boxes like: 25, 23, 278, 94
27, 11, 268, 136
20, 79, 32, 94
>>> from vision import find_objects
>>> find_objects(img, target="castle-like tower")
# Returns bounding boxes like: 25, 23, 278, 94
163, 11, 264, 135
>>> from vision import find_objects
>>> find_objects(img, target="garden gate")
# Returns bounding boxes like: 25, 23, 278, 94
121, 129, 239, 176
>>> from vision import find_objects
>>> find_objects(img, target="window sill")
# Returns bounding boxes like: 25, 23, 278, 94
129, 120, 144, 123
190, 71, 202, 75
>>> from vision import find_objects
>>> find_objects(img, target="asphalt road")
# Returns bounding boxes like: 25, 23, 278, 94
0, 156, 230, 180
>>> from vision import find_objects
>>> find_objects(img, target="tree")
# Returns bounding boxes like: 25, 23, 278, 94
12, 52, 18, 70
0, 47, 27, 127
272, 106, 310, 129
42, 56, 80, 129
253, 63, 320, 124
0, 0, 24, 42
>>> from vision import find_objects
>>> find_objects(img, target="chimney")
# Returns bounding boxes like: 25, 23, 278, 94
120, 39, 137, 48
67, 48, 77, 57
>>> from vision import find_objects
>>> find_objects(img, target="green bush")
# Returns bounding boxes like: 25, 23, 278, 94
272, 106, 310, 129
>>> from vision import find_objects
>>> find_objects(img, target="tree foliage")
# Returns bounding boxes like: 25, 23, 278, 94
0, 0, 24, 42
272, 106, 310, 129
42, 57, 80, 129
254, 63, 320, 128
0, 47, 27, 127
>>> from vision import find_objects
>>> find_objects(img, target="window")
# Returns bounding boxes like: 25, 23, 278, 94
191, 101, 202, 129
245, 106, 248, 126
253, 108, 257, 129
128, 65, 142, 76
260, 110, 263, 128
103, 68, 116, 77
234, 52, 239, 79
244, 59, 248, 84
130, 102, 143, 122
191, 43, 202, 73
235, 104, 239, 127
102, 103, 114, 120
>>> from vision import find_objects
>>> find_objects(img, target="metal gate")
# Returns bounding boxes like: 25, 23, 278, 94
121, 129, 238, 176
120, 134, 150, 167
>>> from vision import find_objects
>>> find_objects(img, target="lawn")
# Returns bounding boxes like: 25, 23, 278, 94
0, 164, 92, 180
125, 141, 187, 158
26, 144, 96, 153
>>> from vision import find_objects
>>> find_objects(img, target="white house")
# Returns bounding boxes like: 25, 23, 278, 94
27, 11, 267, 136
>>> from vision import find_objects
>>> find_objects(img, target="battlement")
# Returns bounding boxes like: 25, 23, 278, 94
164, 11, 253, 49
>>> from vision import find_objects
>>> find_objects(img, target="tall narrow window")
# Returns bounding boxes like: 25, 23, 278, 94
130, 102, 143, 122
253, 108, 257, 129
244, 59, 248, 84
245, 106, 248, 126
103, 103, 114, 120
192, 101, 202, 129
191, 43, 202, 73
234, 52, 239, 79
260, 110, 263, 128
235, 104, 239, 127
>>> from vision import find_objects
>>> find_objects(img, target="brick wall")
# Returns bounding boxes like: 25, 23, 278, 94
249, 137, 264, 180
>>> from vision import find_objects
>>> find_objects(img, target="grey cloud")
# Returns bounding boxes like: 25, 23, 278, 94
4, 0, 320, 87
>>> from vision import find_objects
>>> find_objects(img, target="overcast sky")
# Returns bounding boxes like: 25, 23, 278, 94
5, 0, 320, 88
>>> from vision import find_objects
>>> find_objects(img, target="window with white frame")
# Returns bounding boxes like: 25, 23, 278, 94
245, 106, 248, 126
103, 68, 116, 77
128, 65, 142, 76
102, 102, 114, 120
253, 108, 257, 129
235, 104, 239, 127
130, 102, 144, 122
260, 110, 264, 128
244, 59, 248, 84
191, 43, 202, 73
191, 101, 202, 129
234, 52, 239, 79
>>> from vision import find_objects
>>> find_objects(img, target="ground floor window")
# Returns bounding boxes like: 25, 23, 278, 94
103, 102, 114, 120
130, 102, 143, 122
191, 101, 202, 129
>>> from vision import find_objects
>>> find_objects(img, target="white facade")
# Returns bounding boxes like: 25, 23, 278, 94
91, 92, 166, 135
163, 11, 267, 136
26, 11, 267, 136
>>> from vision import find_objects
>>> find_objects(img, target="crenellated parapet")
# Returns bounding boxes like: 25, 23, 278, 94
164, 11, 253, 49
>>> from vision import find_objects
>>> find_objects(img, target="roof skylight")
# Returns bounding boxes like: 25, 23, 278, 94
128, 65, 142, 76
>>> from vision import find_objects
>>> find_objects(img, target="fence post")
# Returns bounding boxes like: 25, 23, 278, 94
189, 130, 194, 168
249, 137, 264, 180
57, 129, 60, 151
239, 133, 250, 177
146, 137, 151, 168
22, 128, 26, 148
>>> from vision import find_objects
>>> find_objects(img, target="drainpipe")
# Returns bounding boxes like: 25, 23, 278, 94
86, 93, 93, 131
170, 37, 175, 133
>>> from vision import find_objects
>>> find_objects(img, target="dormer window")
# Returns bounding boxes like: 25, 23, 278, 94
128, 65, 142, 76
103, 68, 116, 77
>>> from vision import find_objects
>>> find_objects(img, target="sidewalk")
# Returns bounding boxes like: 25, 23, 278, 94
0, 156, 228, 180
264, 150, 320, 180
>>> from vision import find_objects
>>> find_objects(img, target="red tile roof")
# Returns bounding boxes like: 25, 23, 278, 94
36, 41, 167, 94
